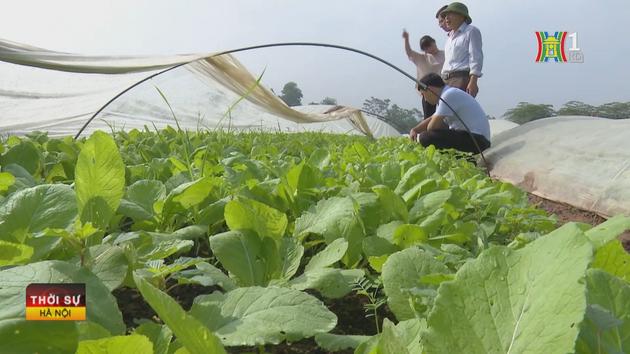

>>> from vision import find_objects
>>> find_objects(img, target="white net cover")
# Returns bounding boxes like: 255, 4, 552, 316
0, 38, 399, 138
486, 116, 630, 217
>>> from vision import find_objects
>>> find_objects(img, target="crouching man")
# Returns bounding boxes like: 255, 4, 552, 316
409, 73, 490, 154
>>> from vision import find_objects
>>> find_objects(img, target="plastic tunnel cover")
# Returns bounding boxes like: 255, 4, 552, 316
0, 38, 396, 138
485, 116, 630, 217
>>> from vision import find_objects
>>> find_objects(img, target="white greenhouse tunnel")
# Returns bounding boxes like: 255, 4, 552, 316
0, 39, 628, 218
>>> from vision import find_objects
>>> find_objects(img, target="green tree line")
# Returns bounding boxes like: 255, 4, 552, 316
503, 101, 630, 124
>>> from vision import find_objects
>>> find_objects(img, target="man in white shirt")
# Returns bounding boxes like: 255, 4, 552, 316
403, 31, 445, 118
440, 2, 483, 97
409, 73, 490, 154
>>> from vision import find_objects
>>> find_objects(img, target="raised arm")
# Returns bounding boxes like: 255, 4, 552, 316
402, 29, 422, 61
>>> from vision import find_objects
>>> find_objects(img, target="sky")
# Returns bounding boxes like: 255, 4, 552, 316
2, 0, 629, 118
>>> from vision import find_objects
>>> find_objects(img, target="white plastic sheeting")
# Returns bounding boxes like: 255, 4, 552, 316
0, 38, 399, 138
485, 116, 630, 217
488, 119, 518, 138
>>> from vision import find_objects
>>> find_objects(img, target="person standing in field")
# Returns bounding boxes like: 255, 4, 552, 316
440, 2, 483, 97
402, 32, 444, 119
402, 5, 450, 119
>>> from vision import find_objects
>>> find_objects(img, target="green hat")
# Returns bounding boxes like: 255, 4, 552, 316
443, 2, 472, 24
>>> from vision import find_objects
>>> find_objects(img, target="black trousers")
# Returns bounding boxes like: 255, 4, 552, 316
421, 97, 436, 119
418, 129, 490, 154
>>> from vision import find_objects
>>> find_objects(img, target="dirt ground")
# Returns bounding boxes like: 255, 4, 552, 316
528, 194, 630, 252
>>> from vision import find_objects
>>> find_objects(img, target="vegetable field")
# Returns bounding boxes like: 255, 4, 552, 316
0, 129, 629, 354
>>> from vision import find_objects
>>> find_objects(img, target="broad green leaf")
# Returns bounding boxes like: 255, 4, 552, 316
3, 164, 37, 193
277, 237, 304, 281
0, 172, 15, 193
592, 239, 630, 282
403, 179, 438, 205
209, 230, 268, 286
585, 215, 630, 249
352, 192, 385, 232
76, 335, 153, 354
0, 140, 41, 175
45, 162, 68, 183
394, 318, 426, 354
314, 333, 370, 351
77, 322, 112, 341
408, 189, 452, 223
0, 184, 77, 243
0, 319, 78, 354
362, 236, 400, 258
133, 273, 227, 354
294, 196, 364, 265
175, 262, 237, 292
139, 239, 194, 261
119, 180, 166, 221
368, 255, 388, 273
382, 248, 449, 321
294, 196, 358, 243
134, 322, 173, 354
0, 240, 33, 266
144, 257, 205, 280
354, 318, 425, 354
380, 161, 401, 189
372, 185, 408, 223
392, 224, 428, 248
290, 268, 365, 298
376, 221, 405, 243
576, 269, 630, 353
286, 161, 319, 193
376, 319, 410, 354
363, 234, 401, 271
354, 335, 380, 354
307, 148, 331, 170
224, 197, 288, 240
305, 238, 348, 272
75, 131, 125, 229
423, 223, 593, 354
190, 286, 337, 346
24, 234, 62, 262
394, 163, 429, 195
163, 177, 215, 214
198, 199, 227, 226
351, 142, 370, 161
0, 261, 124, 334
85, 245, 129, 291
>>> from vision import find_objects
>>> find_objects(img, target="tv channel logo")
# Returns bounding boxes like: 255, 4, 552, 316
26, 283, 86, 321
535, 31, 584, 63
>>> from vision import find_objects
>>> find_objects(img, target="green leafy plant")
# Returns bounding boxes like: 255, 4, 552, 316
352, 276, 387, 333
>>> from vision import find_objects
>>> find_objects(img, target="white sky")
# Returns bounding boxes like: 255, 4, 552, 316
2, 0, 629, 118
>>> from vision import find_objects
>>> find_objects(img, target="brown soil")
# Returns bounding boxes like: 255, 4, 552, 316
528, 194, 630, 252
114, 284, 386, 354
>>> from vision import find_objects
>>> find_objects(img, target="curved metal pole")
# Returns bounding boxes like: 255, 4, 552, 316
74, 42, 489, 176
73, 42, 419, 139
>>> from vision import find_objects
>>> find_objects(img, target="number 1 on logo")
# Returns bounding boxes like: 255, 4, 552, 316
567, 32, 580, 51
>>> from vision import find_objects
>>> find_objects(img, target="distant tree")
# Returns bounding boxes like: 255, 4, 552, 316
279, 82, 303, 106
597, 102, 630, 119
362, 97, 421, 133
556, 101, 597, 116
320, 97, 338, 105
502, 102, 556, 124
